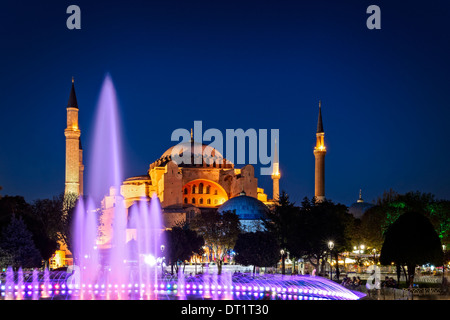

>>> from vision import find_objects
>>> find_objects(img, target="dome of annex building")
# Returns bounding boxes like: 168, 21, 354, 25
218, 192, 268, 221
348, 190, 374, 219
151, 140, 233, 169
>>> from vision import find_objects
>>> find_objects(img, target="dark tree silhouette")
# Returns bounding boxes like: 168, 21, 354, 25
262, 191, 297, 275
162, 226, 204, 274
234, 231, 280, 274
191, 210, 240, 275
380, 211, 443, 287
0, 215, 42, 269
292, 197, 353, 277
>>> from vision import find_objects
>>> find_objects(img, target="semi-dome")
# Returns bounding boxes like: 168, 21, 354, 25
218, 192, 268, 220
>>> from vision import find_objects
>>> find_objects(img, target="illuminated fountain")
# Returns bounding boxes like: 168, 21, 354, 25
0, 74, 364, 300
68, 74, 166, 300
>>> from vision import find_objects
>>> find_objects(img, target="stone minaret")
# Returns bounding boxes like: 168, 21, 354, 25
79, 140, 84, 196
314, 100, 326, 202
271, 138, 280, 201
64, 77, 83, 196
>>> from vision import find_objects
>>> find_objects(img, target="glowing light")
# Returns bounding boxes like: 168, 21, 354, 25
143, 254, 157, 267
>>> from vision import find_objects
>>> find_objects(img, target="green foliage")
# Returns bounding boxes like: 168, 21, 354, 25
0, 215, 42, 268
364, 190, 450, 249
234, 231, 279, 270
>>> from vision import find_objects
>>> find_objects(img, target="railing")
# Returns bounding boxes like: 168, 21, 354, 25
357, 287, 412, 300
403, 287, 442, 296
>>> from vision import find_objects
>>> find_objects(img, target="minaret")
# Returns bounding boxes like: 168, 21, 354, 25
79, 140, 84, 196
271, 138, 280, 201
64, 77, 83, 196
314, 100, 326, 202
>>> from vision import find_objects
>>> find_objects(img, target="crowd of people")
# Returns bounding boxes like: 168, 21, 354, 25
341, 276, 362, 289
381, 276, 398, 288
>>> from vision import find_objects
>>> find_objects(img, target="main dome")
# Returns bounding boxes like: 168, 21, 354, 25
152, 141, 233, 168
218, 192, 268, 220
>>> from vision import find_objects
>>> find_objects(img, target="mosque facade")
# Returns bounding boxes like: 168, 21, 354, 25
63, 79, 326, 251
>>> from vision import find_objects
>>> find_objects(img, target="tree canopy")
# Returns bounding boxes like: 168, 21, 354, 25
234, 231, 279, 274
190, 210, 240, 274
380, 211, 443, 285
0, 215, 42, 268
162, 226, 204, 274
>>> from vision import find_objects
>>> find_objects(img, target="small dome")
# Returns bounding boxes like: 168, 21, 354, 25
218, 194, 268, 220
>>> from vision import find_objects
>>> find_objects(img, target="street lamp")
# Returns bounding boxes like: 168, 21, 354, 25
328, 241, 334, 280
443, 245, 447, 279
372, 248, 377, 265
160, 245, 165, 274
280, 249, 285, 275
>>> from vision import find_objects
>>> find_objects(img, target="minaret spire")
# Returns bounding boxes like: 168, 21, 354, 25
317, 100, 324, 133
357, 189, 364, 203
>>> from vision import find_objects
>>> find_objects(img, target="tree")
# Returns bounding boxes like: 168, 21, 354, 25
262, 191, 297, 275
293, 198, 353, 277
191, 210, 240, 275
57, 192, 80, 254
362, 190, 450, 251
0, 195, 30, 232
356, 205, 385, 250
0, 215, 42, 269
26, 197, 63, 263
162, 226, 204, 274
380, 211, 443, 287
234, 231, 279, 275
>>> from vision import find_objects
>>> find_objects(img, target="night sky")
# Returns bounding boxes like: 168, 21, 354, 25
0, 0, 449, 206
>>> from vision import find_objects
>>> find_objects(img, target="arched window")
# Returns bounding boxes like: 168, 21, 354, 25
207, 198, 211, 205
214, 190, 218, 195
214, 199, 218, 205
184, 197, 188, 204
206, 185, 211, 194
192, 185, 196, 194
199, 198, 203, 205
192, 198, 196, 204
199, 183, 204, 194
184, 188, 188, 195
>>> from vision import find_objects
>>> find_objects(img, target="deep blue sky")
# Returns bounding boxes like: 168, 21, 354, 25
0, 0, 449, 206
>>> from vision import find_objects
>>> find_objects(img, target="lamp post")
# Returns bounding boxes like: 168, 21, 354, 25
160, 245, 165, 275
280, 249, 285, 275
328, 241, 334, 280
372, 248, 377, 265
442, 245, 446, 281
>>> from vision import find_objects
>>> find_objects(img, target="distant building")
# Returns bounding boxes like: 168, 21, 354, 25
348, 189, 374, 219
